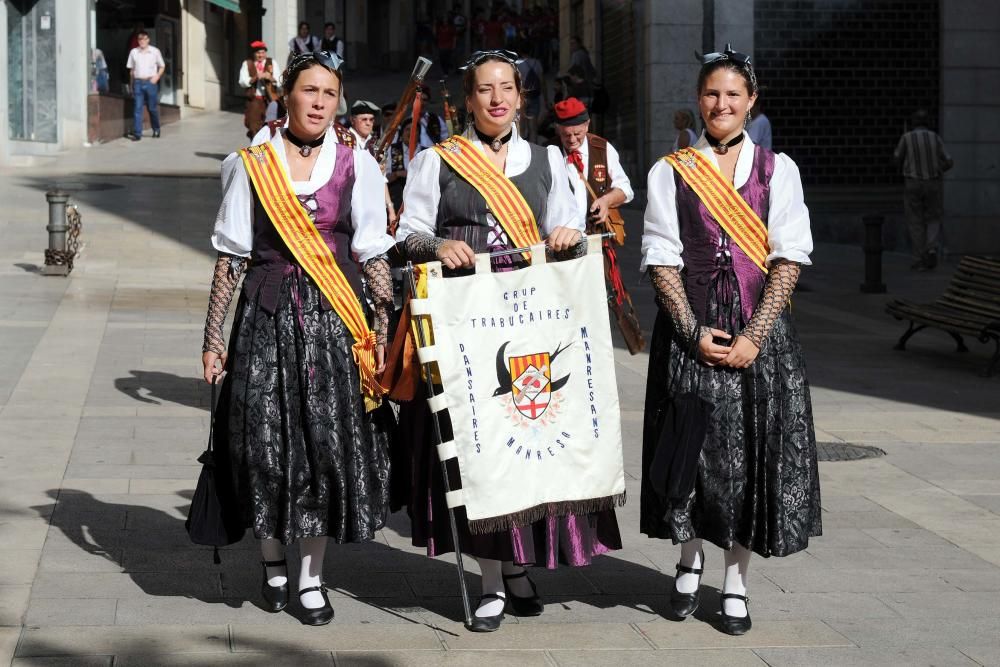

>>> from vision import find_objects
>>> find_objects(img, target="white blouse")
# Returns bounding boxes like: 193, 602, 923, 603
640, 132, 813, 271
396, 126, 583, 242
211, 128, 394, 264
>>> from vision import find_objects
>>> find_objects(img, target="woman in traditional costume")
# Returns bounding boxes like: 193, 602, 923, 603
395, 49, 622, 632
640, 45, 821, 635
201, 51, 395, 626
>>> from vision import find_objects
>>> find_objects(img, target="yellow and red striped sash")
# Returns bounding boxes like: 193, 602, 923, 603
239, 142, 386, 411
664, 147, 770, 273
432, 135, 541, 260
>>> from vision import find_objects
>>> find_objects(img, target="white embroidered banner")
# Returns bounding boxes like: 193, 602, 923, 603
421, 237, 625, 533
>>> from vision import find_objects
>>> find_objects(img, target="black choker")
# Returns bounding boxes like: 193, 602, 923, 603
474, 126, 513, 152
705, 132, 744, 155
284, 128, 325, 157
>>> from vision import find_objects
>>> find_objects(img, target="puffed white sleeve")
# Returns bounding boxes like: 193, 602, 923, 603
350, 150, 395, 263
238, 61, 253, 89
640, 160, 683, 271
211, 153, 253, 257
396, 148, 442, 241
767, 153, 813, 266
543, 145, 584, 235
606, 142, 634, 203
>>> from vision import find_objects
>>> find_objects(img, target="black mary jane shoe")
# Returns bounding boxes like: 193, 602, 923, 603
260, 558, 289, 613
718, 593, 752, 636
299, 585, 335, 626
503, 570, 543, 617
468, 593, 506, 632
669, 551, 704, 618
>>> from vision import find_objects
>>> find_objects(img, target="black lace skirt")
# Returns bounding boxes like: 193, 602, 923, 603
640, 279, 822, 558
214, 270, 394, 545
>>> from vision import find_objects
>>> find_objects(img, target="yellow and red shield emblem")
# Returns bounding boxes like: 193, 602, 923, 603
509, 352, 552, 420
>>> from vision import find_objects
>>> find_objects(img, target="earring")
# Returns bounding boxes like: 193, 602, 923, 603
514, 110, 521, 123
745, 110, 752, 127
465, 112, 474, 132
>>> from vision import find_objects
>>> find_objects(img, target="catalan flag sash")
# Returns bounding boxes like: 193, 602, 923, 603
664, 147, 770, 273
239, 142, 386, 411
432, 135, 541, 260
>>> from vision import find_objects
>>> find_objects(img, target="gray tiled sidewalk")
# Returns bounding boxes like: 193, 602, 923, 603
1, 105, 999, 666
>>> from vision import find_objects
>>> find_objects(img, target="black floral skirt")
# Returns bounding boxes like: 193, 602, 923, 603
215, 270, 394, 545
640, 285, 822, 558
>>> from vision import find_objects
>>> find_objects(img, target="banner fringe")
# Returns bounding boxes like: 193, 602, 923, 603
466, 491, 627, 535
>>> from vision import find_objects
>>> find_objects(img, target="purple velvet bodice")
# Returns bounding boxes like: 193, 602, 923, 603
675, 145, 775, 325
245, 143, 359, 313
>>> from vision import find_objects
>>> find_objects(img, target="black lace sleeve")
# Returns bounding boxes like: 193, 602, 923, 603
401, 233, 446, 264
649, 265, 710, 348
362, 256, 393, 347
739, 260, 801, 349
203, 254, 247, 354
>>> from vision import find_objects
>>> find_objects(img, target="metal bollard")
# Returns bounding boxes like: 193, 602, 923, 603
43, 190, 72, 276
860, 214, 886, 293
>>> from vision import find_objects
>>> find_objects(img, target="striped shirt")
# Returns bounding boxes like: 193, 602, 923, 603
894, 127, 952, 180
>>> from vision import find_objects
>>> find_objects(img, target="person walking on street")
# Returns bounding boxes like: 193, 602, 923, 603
640, 45, 821, 636
747, 99, 772, 150
239, 41, 281, 140
126, 31, 165, 141
894, 109, 953, 271
202, 50, 395, 626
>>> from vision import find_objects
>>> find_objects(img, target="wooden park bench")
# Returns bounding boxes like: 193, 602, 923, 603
886, 256, 1000, 377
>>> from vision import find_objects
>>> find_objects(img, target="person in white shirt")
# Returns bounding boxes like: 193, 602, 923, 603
287, 22, 321, 64
348, 100, 380, 154
125, 31, 165, 140
320, 22, 345, 59
202, 51, 394, 627
640, 45, 819, 637
552, 97, 633, 232
239, 41, 282, 139
747, 100, 772, 150
395, 51, 620, 634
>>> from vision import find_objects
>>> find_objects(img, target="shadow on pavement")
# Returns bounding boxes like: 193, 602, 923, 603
32, 488, 690, 630
114, 370, 207, 409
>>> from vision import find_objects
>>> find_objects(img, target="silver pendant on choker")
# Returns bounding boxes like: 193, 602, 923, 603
490, 138, 503, 152
299, 145, 312, 158
713, 144, 729, 155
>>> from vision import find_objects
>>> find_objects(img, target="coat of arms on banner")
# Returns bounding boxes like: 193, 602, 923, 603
494, 342, 571, 425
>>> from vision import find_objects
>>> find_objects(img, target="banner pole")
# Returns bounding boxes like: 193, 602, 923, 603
404, 262, 473, 628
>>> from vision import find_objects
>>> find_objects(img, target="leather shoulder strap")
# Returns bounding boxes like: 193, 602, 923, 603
587, 134, 609, 197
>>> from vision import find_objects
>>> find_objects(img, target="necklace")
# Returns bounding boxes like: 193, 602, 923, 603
285, 127, 324, 157
705, 132, 744, 155
473, 126, 513, 153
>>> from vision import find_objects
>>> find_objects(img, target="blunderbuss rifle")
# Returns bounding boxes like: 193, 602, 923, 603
374, 57, 433, 166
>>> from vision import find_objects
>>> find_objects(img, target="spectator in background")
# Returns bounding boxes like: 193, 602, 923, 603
416, 86, 447, 150
126, 31, 165, 141
672, 109, 698, 151
450, 4, 467, 59
288, 22, 320, 63
415, 16, 435, 57
92, 47, 109, 93
321, 22, 345, 59
435, 16, 458, 76
516, 41, 548, 143
894, 109, 953, 271
747, 99, 772, 150
238, 40, 281, 140
569, 36, 597, 88
483, 13, 504, 49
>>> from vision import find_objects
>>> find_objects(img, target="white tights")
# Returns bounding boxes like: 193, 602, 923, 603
474, 557, 534, 617
260, 537, 328, 609
675, 539, 751, 617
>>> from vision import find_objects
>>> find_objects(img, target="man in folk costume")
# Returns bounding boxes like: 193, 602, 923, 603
554, 97, 644, 354
553, 97, 633, 231
287, 21, 321, 64
239, 41, 281, 140
348, 100, 381, 157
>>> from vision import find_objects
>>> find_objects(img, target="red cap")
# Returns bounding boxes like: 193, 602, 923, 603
250, 40, 267, 50
553, 97, 589, 126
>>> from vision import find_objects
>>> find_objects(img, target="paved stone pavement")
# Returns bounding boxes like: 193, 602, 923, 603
1, 103, 999, 667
